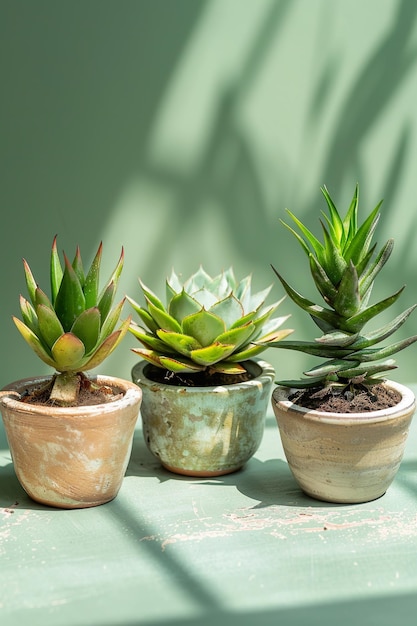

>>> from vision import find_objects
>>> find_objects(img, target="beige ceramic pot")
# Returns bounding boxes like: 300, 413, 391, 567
0, 375, 142, 509
271, 381, 416, 504
132, 358, 275, 477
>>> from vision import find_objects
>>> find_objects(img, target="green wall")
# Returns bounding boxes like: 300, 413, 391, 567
1, 0, 417, 388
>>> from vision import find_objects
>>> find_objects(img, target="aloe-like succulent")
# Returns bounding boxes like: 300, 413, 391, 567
270, 184, 417, 389
14, 236, 131, 405
128, 266, 293, 376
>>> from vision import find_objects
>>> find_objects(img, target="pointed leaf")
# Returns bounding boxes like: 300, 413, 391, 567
129, 325, 176, 353
19, 296, 39, 334
98, 247, 124, 303
54, 254, 86, 331
337, 359, 397, 379
344, 202, 382, 265
359, 239, 393, 297
271, 266, 342, 329
97, 281, 116, 322
191, 343, 236, 365
71, 307, 101, 354
182, 309, 225, 346
127, 296, 159, 333
215, 322, 256, 350
168, 290, 202, 323
37, 303, 64, 350
209, 294, 243, 329
139, 278, 166, 311
351, 305, 417, 349
148, 300, 182, 333
13, 317, 56, 368
50, 235, 63, 304
71, 245, 85, 286
82, 319, 130, 370
304, 359, 359, 377
157, 330, 202, 356
333, 261, 360, 317
353, 336, 417, 363
345, 287, 405, 333
83, 242, 102, 308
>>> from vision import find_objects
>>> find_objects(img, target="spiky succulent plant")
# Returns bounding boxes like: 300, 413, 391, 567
14, 236, 131, 405
128, 266, 293, 376
269, 184, 417, 389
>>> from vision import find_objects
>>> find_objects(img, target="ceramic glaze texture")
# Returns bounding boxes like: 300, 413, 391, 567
132, 359, 275, 476
272, 381, 416, 503
0, 376, 142, 508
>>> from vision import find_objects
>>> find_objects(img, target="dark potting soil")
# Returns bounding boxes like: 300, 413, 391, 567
145, 364, 254, 387
289, 383, 402, 413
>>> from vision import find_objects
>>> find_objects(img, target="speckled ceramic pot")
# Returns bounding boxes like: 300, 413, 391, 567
0, 375, 142, 509
132, 359, 275, 477
271, 381, 416, 504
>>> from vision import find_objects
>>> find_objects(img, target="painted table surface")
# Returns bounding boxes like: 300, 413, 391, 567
1, 387, 417, 626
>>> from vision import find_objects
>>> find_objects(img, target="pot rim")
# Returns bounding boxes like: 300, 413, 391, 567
272, 380, 416, 424
0, 374, 142, 416
132, 357, 275, 393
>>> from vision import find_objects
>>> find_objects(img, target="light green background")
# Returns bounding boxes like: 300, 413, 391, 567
1, 0, 417, 389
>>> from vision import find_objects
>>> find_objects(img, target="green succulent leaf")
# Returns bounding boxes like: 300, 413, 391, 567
54, 254, 86, 331
215, 322, 256, 350
157, 330, 202, 356
333, 261, 360, 317
129, 325, 175, 353
51, 333, 86, 371
336, 359, 397, 379
126, 297, 160, 334
13, 317, 56, 368
37, 303, 64, 350
148, 300, 182, 333
344, 287, 405, 333
350, 305, 417, 349
191, 343, 236, 365
71, 307, 101, 354
344, 201, 382, 265
71, 246, 85, 286
168, 290, 202, 323
19, 296, 39, 334
50, 235, 64, 305
83, 319, 130, 371
182, 309, 225, 346
209, 294, 244, 329
83, 242, 102, 309
304, 359, 360, 378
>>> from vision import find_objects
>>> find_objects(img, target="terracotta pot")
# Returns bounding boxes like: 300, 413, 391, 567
271, 381, 416, 503
0, 375, 142, 509
131, 358, 275, 477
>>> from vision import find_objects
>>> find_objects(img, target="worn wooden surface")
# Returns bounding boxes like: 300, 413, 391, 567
1, 386, 417, 626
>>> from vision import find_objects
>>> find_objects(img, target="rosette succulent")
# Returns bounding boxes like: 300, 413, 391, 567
269, 184, 417, 390
128, 266, 293, 376
13, 236, 131, 405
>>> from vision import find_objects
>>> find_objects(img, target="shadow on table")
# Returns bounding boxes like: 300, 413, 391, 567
126, 425, 341, 508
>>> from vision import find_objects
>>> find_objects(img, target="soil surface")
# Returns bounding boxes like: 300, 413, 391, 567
145, 364, 254, 387
19, 375, 123, 407
289, 383, 401, 413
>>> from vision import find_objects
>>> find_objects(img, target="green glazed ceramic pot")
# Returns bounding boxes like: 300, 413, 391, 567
132, 358, 275, 477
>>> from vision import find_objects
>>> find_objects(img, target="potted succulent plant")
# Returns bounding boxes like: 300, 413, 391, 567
128, 266, 293, 476
268, 184, 417, 503
0, 236, 142, 509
